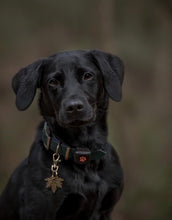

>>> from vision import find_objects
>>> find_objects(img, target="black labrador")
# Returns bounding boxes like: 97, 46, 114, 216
0, 50, 124, 220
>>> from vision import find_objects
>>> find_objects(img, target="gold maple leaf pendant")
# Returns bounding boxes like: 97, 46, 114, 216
45, 175, 64, 193
45, 151, 64, 193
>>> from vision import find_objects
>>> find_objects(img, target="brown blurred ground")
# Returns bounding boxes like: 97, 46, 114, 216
0, 0, 172, 219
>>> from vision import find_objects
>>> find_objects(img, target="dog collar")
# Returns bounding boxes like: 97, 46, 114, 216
42, 122, 106, 165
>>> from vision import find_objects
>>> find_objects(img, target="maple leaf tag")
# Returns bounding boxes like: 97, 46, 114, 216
45, 176, 64, 193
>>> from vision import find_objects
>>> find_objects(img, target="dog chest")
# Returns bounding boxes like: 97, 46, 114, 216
55, 168, 108, 219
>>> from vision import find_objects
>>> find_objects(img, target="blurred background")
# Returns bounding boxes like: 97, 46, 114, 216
0, 0, 171, 219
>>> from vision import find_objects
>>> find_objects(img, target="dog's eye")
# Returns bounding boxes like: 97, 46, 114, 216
48, 78, 59, 87
83, 72, 93, 81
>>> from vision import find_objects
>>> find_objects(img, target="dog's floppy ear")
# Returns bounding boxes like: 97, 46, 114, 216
90, 50, 124, 101
12, 58, 49, 110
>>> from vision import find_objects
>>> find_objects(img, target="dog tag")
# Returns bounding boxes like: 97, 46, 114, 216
45, 175, 64, 193
74, 148, 91, 165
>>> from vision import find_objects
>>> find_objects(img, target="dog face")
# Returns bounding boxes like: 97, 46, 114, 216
12, 50, 124, 128
41, 52, 103, 127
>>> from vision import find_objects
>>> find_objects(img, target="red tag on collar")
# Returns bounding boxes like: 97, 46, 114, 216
74, 148, 91, 165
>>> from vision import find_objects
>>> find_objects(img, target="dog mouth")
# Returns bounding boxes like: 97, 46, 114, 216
58, 115, 95, 128
66, 118, 94, 127
56, 112, 96, 128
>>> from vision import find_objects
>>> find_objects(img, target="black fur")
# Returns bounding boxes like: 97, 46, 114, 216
0, 50, 124, 220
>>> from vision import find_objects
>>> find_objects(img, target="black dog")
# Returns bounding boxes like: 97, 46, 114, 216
0, 50, 124, 220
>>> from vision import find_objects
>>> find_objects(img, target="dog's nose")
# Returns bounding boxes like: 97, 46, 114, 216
65, 100, 84, 113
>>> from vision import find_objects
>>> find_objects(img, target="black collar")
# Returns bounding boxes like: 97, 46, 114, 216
42, 122, 106, 165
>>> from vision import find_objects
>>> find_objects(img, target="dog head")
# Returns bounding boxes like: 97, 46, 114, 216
12, 50, 124, 127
